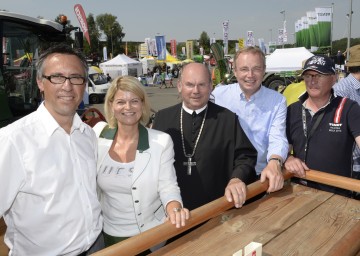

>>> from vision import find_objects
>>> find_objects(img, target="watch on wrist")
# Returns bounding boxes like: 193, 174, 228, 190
268, 157, 283, 167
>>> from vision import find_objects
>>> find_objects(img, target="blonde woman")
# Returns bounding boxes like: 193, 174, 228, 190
93, 76, 189, 251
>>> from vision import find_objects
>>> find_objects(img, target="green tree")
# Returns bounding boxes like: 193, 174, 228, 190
199, 31, 210, 54
96, 13, 125, 58
85, 13, 101, 55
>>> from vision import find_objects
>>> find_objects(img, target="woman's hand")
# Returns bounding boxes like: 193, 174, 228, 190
165, 201, 190, 228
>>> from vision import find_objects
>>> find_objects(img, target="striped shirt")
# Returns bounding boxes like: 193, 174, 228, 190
334, 73, 360, 171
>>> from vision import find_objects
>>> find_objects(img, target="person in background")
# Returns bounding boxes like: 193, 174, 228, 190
153, 63, 257, 211
212, 46, 288, 193
285, 55, 360, 197
106, 73, 112, 82
333, 44, 360, 180
282, 78, 306, 106
0, 43, 102, 256
92, 76, 189, 252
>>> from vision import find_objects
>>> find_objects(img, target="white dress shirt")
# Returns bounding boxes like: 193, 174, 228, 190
0, 103, 102, 256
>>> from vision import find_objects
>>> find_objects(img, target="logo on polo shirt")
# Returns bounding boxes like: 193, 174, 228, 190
328, 122, 343, 133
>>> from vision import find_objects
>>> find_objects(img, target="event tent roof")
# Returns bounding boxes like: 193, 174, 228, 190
266, 47, 314, 72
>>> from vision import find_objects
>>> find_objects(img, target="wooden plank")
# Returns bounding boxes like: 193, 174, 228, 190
263, 194, 360, 255
93, 170, 360, 256
92, 173, 293, 256
150, 184, 333, 255
0, 217, 8, 256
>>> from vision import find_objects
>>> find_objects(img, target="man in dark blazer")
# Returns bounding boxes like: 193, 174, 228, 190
152, 63, 257, 211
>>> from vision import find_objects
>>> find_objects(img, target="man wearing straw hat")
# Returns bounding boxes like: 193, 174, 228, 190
285, 55, 360, 197
334, 45, 360, 180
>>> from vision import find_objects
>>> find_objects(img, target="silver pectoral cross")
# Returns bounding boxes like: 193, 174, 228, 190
184, 157, 196, 175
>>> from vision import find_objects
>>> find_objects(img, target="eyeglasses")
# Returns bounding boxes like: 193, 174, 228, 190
42, 75, 86, 85
302, 74, 332, 81
236, 67, 264, 74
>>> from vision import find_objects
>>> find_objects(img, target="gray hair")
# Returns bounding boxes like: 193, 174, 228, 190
36, 43, 88, 80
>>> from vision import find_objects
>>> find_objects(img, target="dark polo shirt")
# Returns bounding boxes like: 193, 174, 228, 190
286, 91, 360, 196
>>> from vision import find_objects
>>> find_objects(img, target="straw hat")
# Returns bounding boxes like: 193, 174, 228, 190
346, 44, 360, 67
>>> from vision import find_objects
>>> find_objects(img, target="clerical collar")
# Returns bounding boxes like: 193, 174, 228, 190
182, 103, 207, 115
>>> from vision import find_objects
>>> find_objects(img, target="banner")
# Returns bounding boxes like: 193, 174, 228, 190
238, 38, 245, 49
315, 7, 332, 47
222, 20, 229, 55
301, 16, 310, 49
139, 43, 148, 58
155, 35, 166, 60
295, 19, 302, 47
145, 38, 151, 55
74, 4, 90, 45
103, 46, 107, 61
246, 31, 255, 47
283, 20, 287, 43
186, 40, 194, 59
149, 39, 157, 56
278, 29, 284, 45
170, 39, 177, 57
258, 38, 266, 53
307, 11, 319, 52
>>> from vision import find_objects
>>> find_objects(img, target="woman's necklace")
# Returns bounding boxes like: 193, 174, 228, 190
180, 107, 207, 175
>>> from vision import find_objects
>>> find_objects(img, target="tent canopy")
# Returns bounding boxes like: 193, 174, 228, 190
266, 47, 314, 72
156, 50, 181, 64
99, 54, 142, 78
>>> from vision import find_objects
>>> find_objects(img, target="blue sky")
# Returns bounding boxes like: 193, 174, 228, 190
1, 0, 359, 43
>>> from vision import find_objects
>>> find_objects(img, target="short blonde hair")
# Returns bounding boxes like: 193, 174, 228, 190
234, 46, 266, 70
104, 76, 151, 128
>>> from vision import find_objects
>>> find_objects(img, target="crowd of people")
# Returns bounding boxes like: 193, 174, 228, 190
1, 42, 360, 255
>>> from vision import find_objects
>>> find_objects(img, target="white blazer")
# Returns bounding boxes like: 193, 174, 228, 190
93, 121, 182, 235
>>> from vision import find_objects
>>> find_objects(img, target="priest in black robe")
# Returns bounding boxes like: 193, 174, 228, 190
152, 63, 257, 211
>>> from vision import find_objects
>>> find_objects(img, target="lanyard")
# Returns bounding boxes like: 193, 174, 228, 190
301, 106, 325, 161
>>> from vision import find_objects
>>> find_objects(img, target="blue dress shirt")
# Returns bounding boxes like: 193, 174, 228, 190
212, 83, 289, 174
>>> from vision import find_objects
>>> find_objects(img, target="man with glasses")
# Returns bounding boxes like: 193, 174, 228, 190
213, 46, 288, 194
0, 44, 102, 255
284, 55, 360, 197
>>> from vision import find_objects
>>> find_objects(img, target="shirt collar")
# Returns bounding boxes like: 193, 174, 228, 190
299, 89, 336, 104
300, 89, 336, 113
239, 84, 263, 101
182, 103, 207, 114
99, 123, 149, 152
37, 102, 86, 136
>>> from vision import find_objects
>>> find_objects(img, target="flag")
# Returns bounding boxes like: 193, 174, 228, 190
170, 39, 177, 57
246, 31, 255, 47
307, 11, 319, 52
283, 20, 287, 43
186, 40, 194, 60
315, 7, 332, 47
74, 4, 90, 45
222, 20, 229, 55
103, 46, 107, 61
155, 35, 166, 60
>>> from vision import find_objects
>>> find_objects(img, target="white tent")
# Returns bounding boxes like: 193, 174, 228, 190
99, 54, 142, 79
140, 56, 156, 75
266, 47, 314, 72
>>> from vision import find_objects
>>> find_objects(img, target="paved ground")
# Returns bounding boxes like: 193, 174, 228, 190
90, 83, 181, 115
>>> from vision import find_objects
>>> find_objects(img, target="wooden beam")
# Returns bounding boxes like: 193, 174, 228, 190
92, 170, 360, 256
305, 169, 360, 193
92, 171, 293, 256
